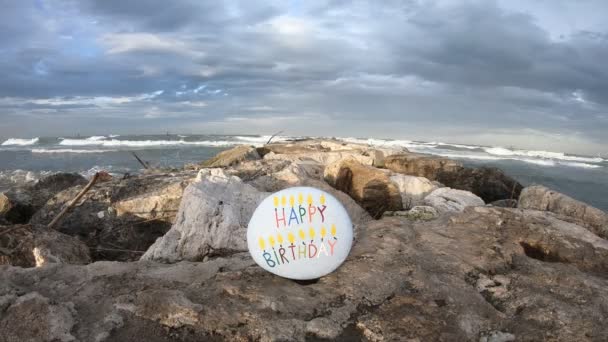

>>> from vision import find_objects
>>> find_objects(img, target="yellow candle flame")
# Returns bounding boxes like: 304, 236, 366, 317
287, 232, 295, 244
307, 194, 313, 205
309, 227, 316, 239
258, 237, 266, 250
298, 193, 303, 205
298, 229, 306, 240
320, 194, 326, 205
331, 224, 337, 236
273, 196, 279, 207
268, 235, 276, 247
320, 226, 327, 237
281, 195, 287, 207
277, 233, 284, 245
289, 195, 295, 207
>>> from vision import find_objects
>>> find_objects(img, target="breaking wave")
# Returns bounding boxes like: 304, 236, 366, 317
1, 137, 40, 146
59, 138, 239, 147
483, 147, 604, 163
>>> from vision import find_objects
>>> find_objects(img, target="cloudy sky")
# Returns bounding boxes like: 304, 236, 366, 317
1, 0, 607, 154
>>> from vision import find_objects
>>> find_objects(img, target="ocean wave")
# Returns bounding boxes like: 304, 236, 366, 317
435, 152, 600, 168
86, 136, 107, 141
1, 137, 40, 146
59, 138, 239, 147
108, 134, 120, 138
484, 147, 603, 163
0, 169, 54, 189
32, 148, 114, 154
235, 135, 289, 143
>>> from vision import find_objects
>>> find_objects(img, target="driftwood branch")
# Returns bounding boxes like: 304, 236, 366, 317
266, 130, 284, 145
47, 172, 106, 229
131, 152, 150, 169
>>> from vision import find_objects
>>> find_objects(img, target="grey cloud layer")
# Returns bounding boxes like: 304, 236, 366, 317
0, 0, 607, 153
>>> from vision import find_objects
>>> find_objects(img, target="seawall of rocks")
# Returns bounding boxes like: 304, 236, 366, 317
1, 138, 607, 341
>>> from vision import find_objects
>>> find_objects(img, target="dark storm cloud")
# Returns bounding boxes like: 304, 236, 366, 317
0, 0, 607, 153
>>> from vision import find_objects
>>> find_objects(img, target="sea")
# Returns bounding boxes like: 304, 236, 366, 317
1, 134, 607, 211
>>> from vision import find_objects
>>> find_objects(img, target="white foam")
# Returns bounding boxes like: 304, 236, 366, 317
0, 169, 54, 188
235, 135, 289, 143
484, 147, 603, 163
59, 138, 239, 147
32, 148, 113, 154
108, 134, 120, 138
85, 136, 107, 141
1, 137, 40, 146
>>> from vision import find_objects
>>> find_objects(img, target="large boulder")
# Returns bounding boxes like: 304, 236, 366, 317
437, 166, 523, 203
424, 187, 485, 213
518, 185, 608, 239
325, 159, 402, 218
0, 224, 90, 267
384, 153, 463, 180
199, 145, 260, 168
1, 207, 608, 341
389, 174, 439, 208
31, 172, 195, 261
0, 173, 86, 224
141, 169, 268, 263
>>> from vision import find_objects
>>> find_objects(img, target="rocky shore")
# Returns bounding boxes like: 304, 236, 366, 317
1, 139, 607, 341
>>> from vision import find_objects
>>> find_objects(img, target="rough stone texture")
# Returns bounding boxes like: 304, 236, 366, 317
30, 171, 195, 261
518, 185, 608, 239
389, 173, 438, 208
1, 207, 608, 341
383, 205, 439, 221
200, 145, 260, 168
437, 166, 523, 203
0, 173, 86, 224
141, 169, 268, 263
425, 187, 485, 213
0, 224, 90, 268
325, 159, 402, 218
385, 153, 463, 180
264, 150, 375, 166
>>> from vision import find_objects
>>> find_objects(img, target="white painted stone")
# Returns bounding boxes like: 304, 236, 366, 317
247, 186, 353, 280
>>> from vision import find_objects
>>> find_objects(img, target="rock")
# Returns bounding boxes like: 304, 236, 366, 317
424, 187, 485, 213
0, 224, 90, 267
383, 206, 439, 221
264, 150, 375, 166
31, 171, 195, 261
141, 169, 268, 263
518, 185, 608, 239
200, 145, 260, 168
437, 167, 523, 203
325, 159, 402, 218
489, 199, 518, 208
384, 153, 463, 180
0, 292, 76, 342
1, 207, 608, 341
0, 173, 86, 224
389, 174, 438, 208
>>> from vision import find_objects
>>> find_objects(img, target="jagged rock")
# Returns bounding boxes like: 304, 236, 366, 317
1, 207, 607, 341
384, 153, 463, 180
389, 174, 438, 208
141, 169, 268, 263
518, 185, 608, 239
31, 172, 195, 261
0, 224, 90, 267
437, 166, 523, 203
0, 173, 86, 224
383, 205, 439, 221
325, 159, 402, 218
424, 187, 485, 213
200, 145, 260, 168
264, 150, 375, 166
